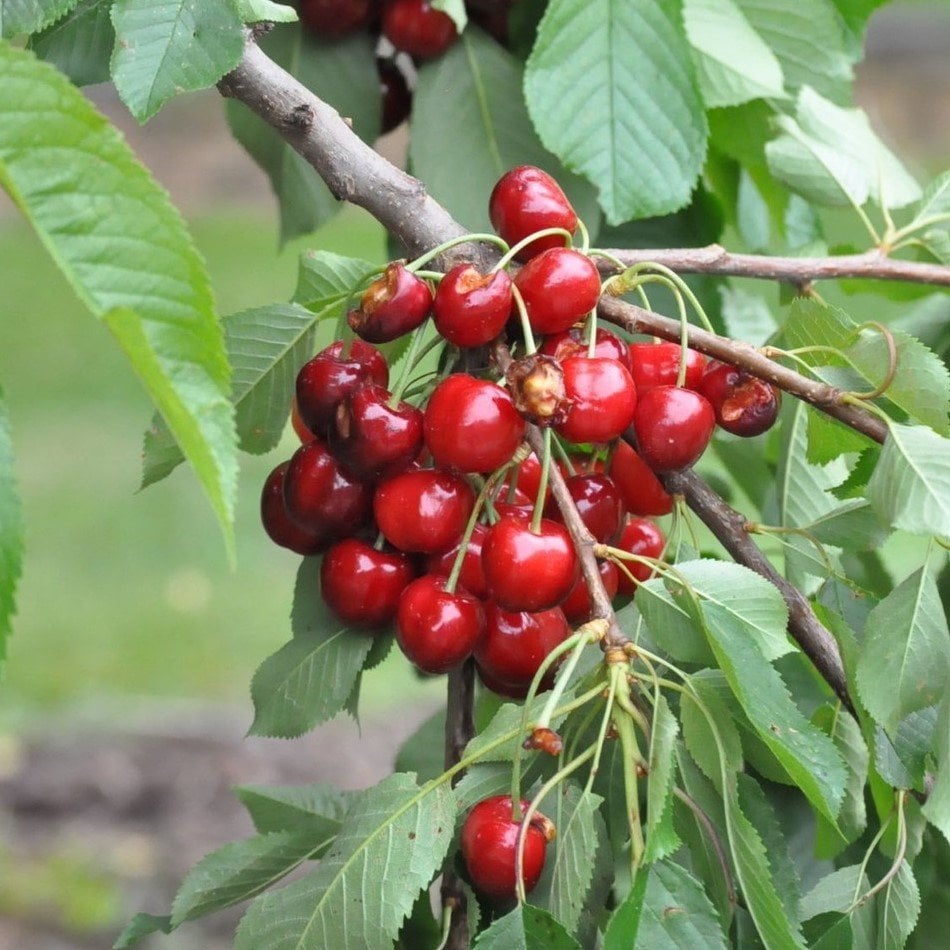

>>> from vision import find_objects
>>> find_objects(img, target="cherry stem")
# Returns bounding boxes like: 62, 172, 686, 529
510, 284, 537, 355
609, 263, 716, 334
492, 227, 575, 272
848, 321, 898, 400
575, 218, 590, 255
535, 621, 606, 731
530, 427, 553, 534
613, 690, 646, 881
550, 432, 577, 477
389, 320, 435, 407
406, 233, 509, 272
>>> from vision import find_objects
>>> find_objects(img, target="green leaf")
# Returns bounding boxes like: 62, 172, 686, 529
0, 386, 23, 671
248, 557, 373, 738
235, 773, 456, 950
29, 0, 114, 86
524, 0, 707, 224
431, 0, 466, 32
922, 694, 950, 845
831, 0, 888, 53
0, 44, 237, 553
394, 709, 447, 784
805, 499, 888, 551
0, 0, 78, 36
681, 672, 744, 791
236, 0, 298, 22
720, 283, 777, 346
856, 565, 950, 734
112, 912, 173, 948
831, 446, 880, 501
806, 410, 874, 465
110, 0, 245, 122
410, 26, 599, 235
475, 903, 581, 949
684, 0, 785, 107
234, 782, 348, 835
876, 862, 921, 950
799, 864, 876, 946
905, 170, 950, 236
643, 694, 681, 862
294, 249, 379, 311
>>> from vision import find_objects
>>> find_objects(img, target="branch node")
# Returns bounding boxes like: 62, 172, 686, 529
282, 103, 315, 131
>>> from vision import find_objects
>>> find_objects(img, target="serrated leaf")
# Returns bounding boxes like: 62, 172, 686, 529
234, 782, 348, 835
464, 690, 573, 763
237, 0, 297, 22
876, 862, 920, 950
110, 0, 245, 122
906, 170, 950, 235
922, 694, 950, 845
681, 672, 744, 792
856, 566, 950, 733
0, 386, 23, 671
831, 446, 879, 500
800, 864, 868, 919
112, 912, 173, 948
806, 409, 874, 465
236, 773, 456, 950
431, 0, 466, 32
475, 905, 581, 948
643, 694, 680, 862
883, 707, 937, 791
29, 0, 114, 86
0, 45, 237, 552
805, 499, 888, 550
294, 249, 379, 311
0, 0, 78, 36
524, 0, 707, 224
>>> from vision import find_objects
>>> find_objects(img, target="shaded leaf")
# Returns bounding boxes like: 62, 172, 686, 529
720, 283, 777, 346
876, 862, 920, 950
681, 671, 744, 792
922, 694, 950, 845
805, 499, 888, 551
643, 694, 681, 862
806, 411, 874, 465
0, 386, 23, 671
234, 782, 348, 835
0, 0, 79, 36
474, 903, 581, 949
29, 0, 114, 86
905, 170, 950, 236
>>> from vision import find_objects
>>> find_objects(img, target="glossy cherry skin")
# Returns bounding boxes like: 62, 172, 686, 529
698, 361, 781, 437
548, 473, 624, 543
475, 603, 571, 698
614, 517, 666, 595
299, 0, 376, 37
426, 522, 489, 599
540, 326, 631, 372
424, 374, 526, 474
283, 439, 374, 537
629, 342, 706, 394
461, 796, 551, 900
348, 262, 432, 343
328, 385, 423, 481
377, 58, 411, 133
560, 559, 620, 623
433, 265, 512, 347
557, 356, 638, 444
489, 166, 577, 262
374, 468, 475, 553
482, 515, 578, 611
610, 439, 673, 516
320, 539, 415, 629
513, 248, 602, 336
260, 462, 328, 555
506, 451, 550, 506
290, 397, 317, 443
633, 386, 716, 473
381, 0, 457, 59
396, 575, 485, 673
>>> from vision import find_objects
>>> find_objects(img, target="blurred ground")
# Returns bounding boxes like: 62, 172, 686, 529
0, 4, 948, 947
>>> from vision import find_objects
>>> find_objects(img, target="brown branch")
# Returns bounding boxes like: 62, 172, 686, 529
598, 245, 950, 288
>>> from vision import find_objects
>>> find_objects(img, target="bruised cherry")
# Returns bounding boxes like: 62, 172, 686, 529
629, 342, 706, 394
632, 386, 715, 473
433, 264, 512, 347
698, 361, 781, 437
513, 248, 602, 336
557, 356, 637, 444
260, 462, 328, 555
348, 262, 432, 343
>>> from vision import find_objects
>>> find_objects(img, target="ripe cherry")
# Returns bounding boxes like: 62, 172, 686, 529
396, 575, 485, 673
489, 165, 577, 262
628, 342, 706, 394
424, 374, 525, 474
614, 517, 665, 595
432, 264, 512, 348
377, 58, 411, 134
427, 522, 489, 599
513, 248, 602, 336
698, 361, 781, 437
560, 559, 619, 623
557, 356, 637, 444
461, 796, 553, 900
382, 0, 457, 59
506, 452, 550, 505
348, 262, 432, 343
632, 386, 715, 473
482, 515, 578, 612
260, 462, 328, 555
374, 468, 475, 553
290, 397, 317, 443
295, 340, 389, 436
539, 326, 631, 371
320, 539, 415, 629
610, 440, 673, 516
548, 472, 624, 543
299, 0, 376, 37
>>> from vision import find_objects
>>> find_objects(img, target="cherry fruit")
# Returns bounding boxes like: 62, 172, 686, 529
614, 517, 665, 595
433, 264, 512, 348
377, 58, 411, 134
260, 462, 328, 555
629, 342, 706, 394
632, 386, 715, 472
610, 440, 673, 516
540, 326, 631, 371
513, 247, 602, 336
290, 397, 317, 444
549, 472, 624, 543
382, 0, 457, 59
560, 559, 619, 623
426, 522, 489, 599
299, 0, 376, 37
348, 262, 432, 343
557, 356, 637, 444
698, 361, 781, 437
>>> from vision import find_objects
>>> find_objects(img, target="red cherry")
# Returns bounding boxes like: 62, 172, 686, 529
424, 374, 525, 474
633, 386, 715, 473
374, 468, 475, 553
299, 0, 376, 37
382, 0, 457, 59
377, 58, 411, 134
560, 560, 619, 623
348, 262, 432, 343
290, 397, 317, 443
260, 462, 328, 555
513, 248, 602, 336
539, 326, 631, 371
489, 166, 578, 262
433, 265, 512, 347
396, 575, 485, 673
328, 385, 423, 481
548, 473, 624, 543
503, 451, 549, 506
557, 356, 637, 444
320, 539, 415, 629
427, 522, 489, 599
629, 342, 706, 394
475, 603, 571, 698
614, 518, 665, 595
283, 439, 374, 537
295, 340, 389, 436
461, 796, 552, 900
698, 361, 781, 437
610, 440, 673, 516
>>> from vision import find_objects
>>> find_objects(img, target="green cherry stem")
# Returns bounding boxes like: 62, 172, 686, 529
550, 433, 577, 477
405, 233, 510, 272
530, 427, 553, 534
492, 227, 575, 272
575, 217, 591, 255
534, 620, 607, 732
388, 320, 436, 407
510, 284, 537, 355
613, 675, 646, 879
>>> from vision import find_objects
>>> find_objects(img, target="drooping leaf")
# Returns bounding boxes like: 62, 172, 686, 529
236, 0, 298, 22
473, 903, 581, 949
856, 565, 950, 734
524, 0, 708, 224
876, 707, 937, 792
234, 782, 349, 835
876, 861, 921, 950
922, 694, 950, 846
0, 386, 22, 671
0, 44, 237, 552
29, 0, 114, 85
235, 773, 456, 950
799, 864, 876, 946
0, 0, 79, 36
112, 913, 173, 948
681, 671, 744, 791
643, 694, 681, 862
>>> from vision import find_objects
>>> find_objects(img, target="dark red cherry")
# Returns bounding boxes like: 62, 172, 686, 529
433, 264, 512, 347
396, 575, 485, 673
557, 356, 637, 444
505, 451, 550, 506
614, 517, 666, 595
513, 248, 602, 336
698, 361, 781, 437
461, 795, 553, 900
475, 603, 571, 698
299, 0, 376, 37
260, 462, 328, 555
539, 326, 632, 371
328, 385, 423, 480
610, 440, 673, 516
427, 522, 489, 599
348, 262, 432, 343
482, 515, 578, 612
629, 342, 706, 394
295, 340, 389, 436
320, 539, 415, 629
374, 468, 475, 553
560, 560, 619, 623
424, 374, 525, 474
377, 58, 411, 134
489, 166, 578, 262
381, 0, 457, 59
548, 473, 624, 543
290, 397, 317, 443
283, 439, 374, 537
633, 386, 715, 473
